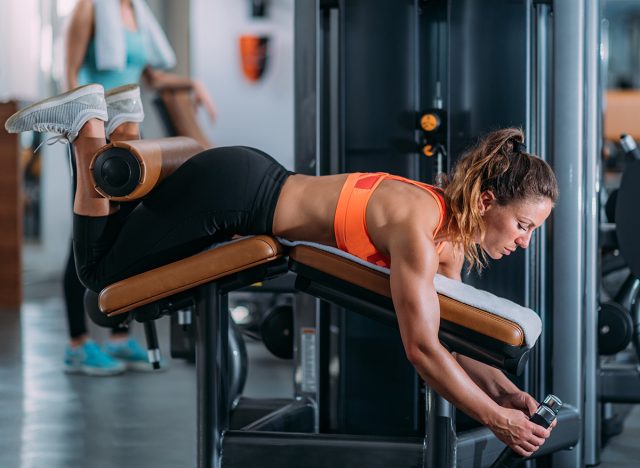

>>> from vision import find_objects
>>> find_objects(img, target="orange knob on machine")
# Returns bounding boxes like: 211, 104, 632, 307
422, 144, 434, 157
420, 113, 440, 132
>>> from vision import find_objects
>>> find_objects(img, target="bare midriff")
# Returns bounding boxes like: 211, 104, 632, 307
272, 173, 348, 246
272, 173, 446, 258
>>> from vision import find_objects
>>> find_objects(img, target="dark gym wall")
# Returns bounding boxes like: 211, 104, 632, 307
449, 0, 529, 160
448, 0, 530, 304
294, 0, 535, 437
340, 0, 423, 436
343, 0, 418, 176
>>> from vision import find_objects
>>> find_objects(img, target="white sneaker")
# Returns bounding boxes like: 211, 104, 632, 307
104, 84, 145, 138
4, 84, 108, 142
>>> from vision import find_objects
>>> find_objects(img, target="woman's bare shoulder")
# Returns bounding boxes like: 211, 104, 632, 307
381, 182, 443, 236
368, 187, 443, 263
74, 0, 94, 16
68, 0, 95, 31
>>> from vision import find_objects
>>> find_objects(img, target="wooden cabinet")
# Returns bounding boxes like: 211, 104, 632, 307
0, 101, 22, 310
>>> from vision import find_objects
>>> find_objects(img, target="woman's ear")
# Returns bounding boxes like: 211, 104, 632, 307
478, 191, 496, 215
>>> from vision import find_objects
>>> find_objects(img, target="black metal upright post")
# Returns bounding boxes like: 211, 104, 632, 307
197, 283, 230, 468
425, 388, 456, 468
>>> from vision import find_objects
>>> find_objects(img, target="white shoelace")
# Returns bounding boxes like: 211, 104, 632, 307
33, 134, 71, 153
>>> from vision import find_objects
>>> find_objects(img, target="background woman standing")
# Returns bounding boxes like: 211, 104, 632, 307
61, 0, 215, 375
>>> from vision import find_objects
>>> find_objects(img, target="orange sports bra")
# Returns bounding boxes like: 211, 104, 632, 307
333, 172, 447, 268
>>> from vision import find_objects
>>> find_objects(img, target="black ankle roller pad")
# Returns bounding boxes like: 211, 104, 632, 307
92, 147, 142, 198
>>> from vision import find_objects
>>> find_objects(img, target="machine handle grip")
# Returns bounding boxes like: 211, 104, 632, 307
620, 134, 640, 161
490, 394, 562, 468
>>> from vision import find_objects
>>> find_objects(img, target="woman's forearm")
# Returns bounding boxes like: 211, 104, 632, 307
456, 354, 519, 399
144, 68, 192, 89
144, 68, 217, 121
410, 342, 503, 426
66, 72, 79, 91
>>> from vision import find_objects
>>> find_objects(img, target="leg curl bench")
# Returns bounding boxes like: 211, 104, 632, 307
88, 137, 579, 468
95, 235, 551, 467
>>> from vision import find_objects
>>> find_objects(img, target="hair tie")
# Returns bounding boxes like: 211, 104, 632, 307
513, 141, 527, 154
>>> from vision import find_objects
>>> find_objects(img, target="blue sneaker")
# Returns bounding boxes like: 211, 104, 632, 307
64, 340, 126, 376
104, 338, 163, 372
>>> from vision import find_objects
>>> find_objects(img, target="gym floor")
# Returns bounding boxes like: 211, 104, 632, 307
0, 275, 638, 468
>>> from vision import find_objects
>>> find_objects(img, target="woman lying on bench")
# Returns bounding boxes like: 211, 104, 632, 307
5, 83, 559, 457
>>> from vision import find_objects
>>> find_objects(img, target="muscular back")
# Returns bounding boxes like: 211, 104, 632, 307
272, 173, 462, 276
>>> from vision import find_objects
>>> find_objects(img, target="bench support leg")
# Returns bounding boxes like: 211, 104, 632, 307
197, 283, 230, 468
425, 388, 457, 467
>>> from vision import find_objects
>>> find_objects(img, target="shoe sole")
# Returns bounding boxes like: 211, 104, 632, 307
104, 84, 144, 137
105, 84, 141, 103
5, 84, 106, 132
106, 113, 145, 138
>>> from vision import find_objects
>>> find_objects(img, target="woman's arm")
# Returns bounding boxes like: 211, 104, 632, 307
387, 225, 549, 456
142, 67, 217, 121
142, 67, 191, 88
65, 0, 95, 90
436, 242, 539, 415
456, 354, 538, 415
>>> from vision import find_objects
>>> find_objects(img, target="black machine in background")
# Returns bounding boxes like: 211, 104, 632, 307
294, 0, 586, 466
296, 0, 537, 439
599, 134, 640, 361
597, 133, 640, 444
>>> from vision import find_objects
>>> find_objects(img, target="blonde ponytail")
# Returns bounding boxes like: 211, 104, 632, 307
443, 128, 558, 271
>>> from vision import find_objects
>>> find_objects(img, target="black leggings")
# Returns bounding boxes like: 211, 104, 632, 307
65, 151, 140, 338
73, 146, 292, 292
64, 245, 124, 338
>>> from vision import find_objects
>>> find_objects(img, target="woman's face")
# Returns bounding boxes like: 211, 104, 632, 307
479, 194, 554, 260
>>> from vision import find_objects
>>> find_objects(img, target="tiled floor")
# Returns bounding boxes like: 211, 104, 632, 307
1, 276, 639, 467
600, 405, 640, 467
0, 277, 293, 468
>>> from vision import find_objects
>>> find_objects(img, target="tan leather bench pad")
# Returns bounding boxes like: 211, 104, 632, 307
100, 236, 283, 316
99, 237, 527, 348
289, 245, 526, 347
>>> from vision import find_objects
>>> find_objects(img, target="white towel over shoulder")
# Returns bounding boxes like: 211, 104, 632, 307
93, 0, 176, 71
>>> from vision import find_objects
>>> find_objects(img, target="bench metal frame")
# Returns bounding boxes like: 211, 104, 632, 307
180, 248, 581, 468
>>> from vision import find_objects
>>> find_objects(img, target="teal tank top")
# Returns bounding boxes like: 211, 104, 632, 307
78, 29, 148, 90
